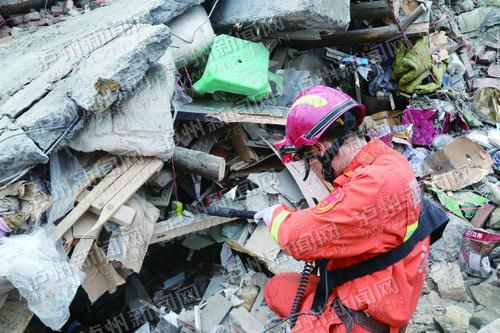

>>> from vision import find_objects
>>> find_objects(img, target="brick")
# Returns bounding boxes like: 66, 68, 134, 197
51, 5, 64, 16
27, 18, 52, 26
23, 11, 41, 22
485, 41, 500, 51
478, 50, 497, 64
460, 52, 475, 80
470, 205, 496, 228
472, 78, 500, 90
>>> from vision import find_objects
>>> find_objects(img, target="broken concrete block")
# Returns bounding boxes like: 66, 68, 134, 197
457, 7, 491, 33
429, 262, 468, 301
469, 283, 500, 327
211, 0, 350, 33
430, 214, 469, 262
199, 293, 232, 333
0, 118, 48, 184
0, 0, 200, 106
69, 51, 176, 160
16, 87, 82, 151
486, 207, 500, 229
408, 291, 445, 333
229, 307, 264, 333
433, 305, 471, 333
68, 24, 170, 113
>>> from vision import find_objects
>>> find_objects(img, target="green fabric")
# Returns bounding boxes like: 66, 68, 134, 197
392, 38, 447, 94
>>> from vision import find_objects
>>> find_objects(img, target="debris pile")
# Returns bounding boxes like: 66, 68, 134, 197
0, 0, 499, 332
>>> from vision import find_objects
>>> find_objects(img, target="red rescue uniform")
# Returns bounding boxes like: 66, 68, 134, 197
264, 138, 430, 332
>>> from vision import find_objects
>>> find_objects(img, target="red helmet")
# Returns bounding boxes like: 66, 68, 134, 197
275, 85, 366, 163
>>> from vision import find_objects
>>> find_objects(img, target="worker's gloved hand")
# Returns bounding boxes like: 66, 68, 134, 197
253, 205, 280, 226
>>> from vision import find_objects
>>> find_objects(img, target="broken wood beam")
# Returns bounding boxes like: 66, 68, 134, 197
150, 215, 237, 244
173, 146, 226, 181
299, 3, 427, 46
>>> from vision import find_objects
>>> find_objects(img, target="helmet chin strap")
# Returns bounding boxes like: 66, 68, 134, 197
302, 135, 345, 183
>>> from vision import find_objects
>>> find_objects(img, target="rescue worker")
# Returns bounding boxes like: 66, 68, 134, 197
254, 86, 429, 333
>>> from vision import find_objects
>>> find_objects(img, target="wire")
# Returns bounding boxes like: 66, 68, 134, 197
0, 126, 67, 144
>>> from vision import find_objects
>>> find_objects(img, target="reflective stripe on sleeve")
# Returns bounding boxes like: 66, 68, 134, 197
404, 220, 419, 242
270, 210, 291, 243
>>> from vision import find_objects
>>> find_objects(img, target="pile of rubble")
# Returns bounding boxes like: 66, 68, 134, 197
0, 0, 499, 332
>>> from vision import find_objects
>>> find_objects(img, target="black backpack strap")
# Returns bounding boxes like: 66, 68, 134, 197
312, 198, 449, 313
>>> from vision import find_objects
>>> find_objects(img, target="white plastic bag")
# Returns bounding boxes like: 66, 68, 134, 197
0, 226, 84, 330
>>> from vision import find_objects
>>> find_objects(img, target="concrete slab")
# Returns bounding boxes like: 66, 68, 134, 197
211, 0, 350, 33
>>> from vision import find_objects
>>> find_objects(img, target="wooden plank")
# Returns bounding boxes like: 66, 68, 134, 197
53, 157, 137, 240
211, 112, 286, 125
93, 158, 150, 210
71, 237, 99, 269
87, 159, 163, 236
76, 189, 136, 226
151, 215, 237, 244
71, 212, 102, 269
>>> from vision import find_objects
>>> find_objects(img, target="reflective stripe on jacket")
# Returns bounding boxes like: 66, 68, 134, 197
269, 138, 430, 328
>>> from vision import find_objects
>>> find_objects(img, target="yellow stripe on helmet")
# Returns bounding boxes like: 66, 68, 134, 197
291, 95, 328, 109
